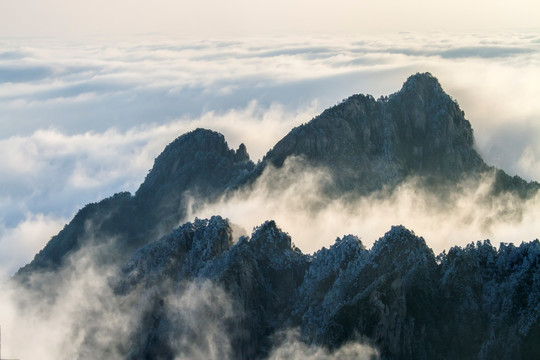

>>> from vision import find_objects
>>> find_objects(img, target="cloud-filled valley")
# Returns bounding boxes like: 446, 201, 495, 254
1, 32, 540, 277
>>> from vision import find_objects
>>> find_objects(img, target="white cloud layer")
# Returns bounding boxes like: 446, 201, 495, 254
1, 32, 540, 277
0, 213, 67, 279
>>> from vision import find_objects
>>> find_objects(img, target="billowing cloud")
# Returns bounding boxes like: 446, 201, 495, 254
189, 157, 540, 255
0, 213, 66, 279
1, 33, 538, 138
0, 246, 133, 360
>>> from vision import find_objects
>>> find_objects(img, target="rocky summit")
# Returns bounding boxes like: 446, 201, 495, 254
13, 73, 540, 359
260, 73, 535, 195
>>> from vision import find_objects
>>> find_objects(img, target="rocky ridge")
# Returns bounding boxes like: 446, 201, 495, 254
112, 216, 540, 359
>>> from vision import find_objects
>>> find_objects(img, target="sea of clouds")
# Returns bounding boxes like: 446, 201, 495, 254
1, 32, 540, 277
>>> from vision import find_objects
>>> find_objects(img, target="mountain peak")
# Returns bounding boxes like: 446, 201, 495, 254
250, 220, 294, 252
136, 128, 253, 198
400, 72, 444, 94
16, 129, 256, 278
261, 73, 486, 194
133, 127, 255, 235
235, 143, 250, 162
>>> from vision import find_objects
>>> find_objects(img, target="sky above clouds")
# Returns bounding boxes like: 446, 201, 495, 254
1, 0, 539, 36
0, 1, 539, 277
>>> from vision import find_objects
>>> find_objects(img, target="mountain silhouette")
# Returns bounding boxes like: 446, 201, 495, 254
17, 72, 539, 279
256, 72, 537, 197
12, 73, 540, 359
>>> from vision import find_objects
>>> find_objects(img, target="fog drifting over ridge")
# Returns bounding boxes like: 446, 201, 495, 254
1, 32, 540, 277
0, 244, 382, 360
187, 157, 540, 256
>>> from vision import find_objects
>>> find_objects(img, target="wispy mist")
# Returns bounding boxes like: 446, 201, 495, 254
0, 246, 132, 359
1, 243, 230, 359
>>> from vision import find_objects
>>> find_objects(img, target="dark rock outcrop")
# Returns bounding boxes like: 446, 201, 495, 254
134, 129, 254, 238
117, 217, 309, 359
112, 217, 540, 359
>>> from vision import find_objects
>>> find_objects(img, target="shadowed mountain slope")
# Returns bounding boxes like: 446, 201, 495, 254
112, 217, 540, 359
16, 129, 254, 278
256, 73, 538, 197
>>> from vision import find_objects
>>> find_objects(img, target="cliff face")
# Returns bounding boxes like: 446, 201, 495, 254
113, 217, 540, 360
260, 73, 487, 193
